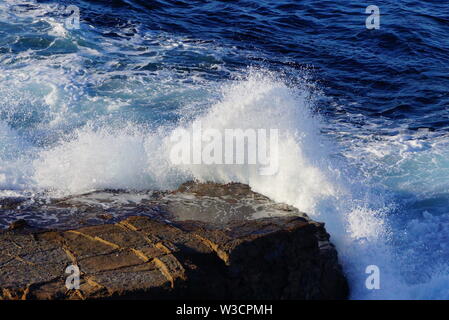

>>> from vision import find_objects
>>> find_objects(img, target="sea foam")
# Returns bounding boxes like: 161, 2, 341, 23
2, 70, 448, 300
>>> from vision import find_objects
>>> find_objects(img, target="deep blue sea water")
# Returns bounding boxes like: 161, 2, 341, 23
0, 0, 448, 299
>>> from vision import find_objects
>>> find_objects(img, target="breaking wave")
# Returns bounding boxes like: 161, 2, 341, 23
1, 0, 448, 300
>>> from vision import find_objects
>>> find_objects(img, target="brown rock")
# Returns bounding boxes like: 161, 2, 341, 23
0, 182, 349, 300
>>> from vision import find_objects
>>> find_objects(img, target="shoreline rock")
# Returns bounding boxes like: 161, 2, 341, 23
0, 182, 349, 300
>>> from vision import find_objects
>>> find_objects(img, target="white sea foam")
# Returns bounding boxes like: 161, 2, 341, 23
31, 71, 338, 211
22, 71, 392, 298
1, 68, 448, 299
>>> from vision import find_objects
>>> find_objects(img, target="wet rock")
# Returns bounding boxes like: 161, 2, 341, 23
0, 182, 349, 300
8, 219, 28, 231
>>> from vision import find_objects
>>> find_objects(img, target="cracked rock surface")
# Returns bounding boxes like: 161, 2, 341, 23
0, 182, 349, 300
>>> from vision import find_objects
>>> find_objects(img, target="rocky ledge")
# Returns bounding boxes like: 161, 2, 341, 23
0, 182, 349, 300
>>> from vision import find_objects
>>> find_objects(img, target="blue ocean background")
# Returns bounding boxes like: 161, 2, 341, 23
0, 0, 448, 299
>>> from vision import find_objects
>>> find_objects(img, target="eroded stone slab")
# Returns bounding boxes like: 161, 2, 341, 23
0, 182, 349, 300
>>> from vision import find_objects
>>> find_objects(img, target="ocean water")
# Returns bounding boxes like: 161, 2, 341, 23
0, 0, 448, 299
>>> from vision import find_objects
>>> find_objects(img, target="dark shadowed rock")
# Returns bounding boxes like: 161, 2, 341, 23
7, 219, 29, 231
0, 182, 349, 300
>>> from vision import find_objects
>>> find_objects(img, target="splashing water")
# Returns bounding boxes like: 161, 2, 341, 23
0, 0, 448, 300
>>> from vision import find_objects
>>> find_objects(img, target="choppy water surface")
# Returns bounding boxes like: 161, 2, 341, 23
0, 0, 448, 299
